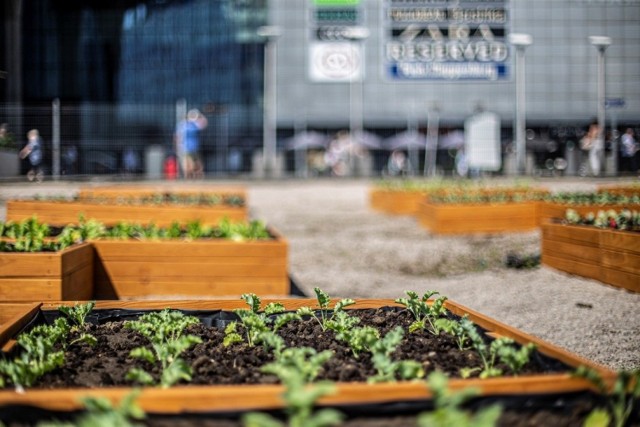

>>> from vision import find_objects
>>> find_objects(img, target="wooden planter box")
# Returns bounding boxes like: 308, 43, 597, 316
369, 189, 425, 215
537, 201, 638, 226
77, 184, 247, 202
0, 243, 94, 301
91, 229, 289, 299
417, 201, 539, 235
541, 222, 640, 293
5, 200, 248, 227
0, 298, 613, 413
596, 184, 640, 197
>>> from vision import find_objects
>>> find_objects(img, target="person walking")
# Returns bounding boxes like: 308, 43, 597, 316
175, 109, 208, 179
620, 127, 639, 175
19, 129, 44, 182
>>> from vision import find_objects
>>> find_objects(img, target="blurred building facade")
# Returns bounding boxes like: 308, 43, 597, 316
1, 0, 639, 176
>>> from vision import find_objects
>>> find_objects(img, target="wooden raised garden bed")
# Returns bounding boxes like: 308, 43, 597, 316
91, 228, 289, 299
0, 243, 94, 302
369, 188, 425, 215
0, 298, 614, 414
5, 199, 248, 227
541, 222, 640, 293
417, 201, 539, 235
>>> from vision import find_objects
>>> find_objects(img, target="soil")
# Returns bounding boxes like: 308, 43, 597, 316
7, 308, 565, 390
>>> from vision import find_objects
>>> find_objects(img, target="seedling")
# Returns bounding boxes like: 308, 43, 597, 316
38, 390, 146, 427
369, 326, 424, 383
296, 287, 355, 331
58, 301, 95, 330
574, 366, 640, 427
124, 309, 202, 388
0, 318, 69, 390
224, 293, 300, 347
436, 316, 473, 351
417, 371, 502, 427
337, 325, 380, 359
242, 347, 343, 427
458, 320, 534, 378
395, 290, 448, 335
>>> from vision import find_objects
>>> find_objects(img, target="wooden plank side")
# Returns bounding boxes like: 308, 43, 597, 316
78, 185, 248, 200
601, 248, 640, 275
99, 261, 287, 279
102, 278, 290, 299
542, 239, 601, 264
419, 203, 537, 234
0, 302, 41, 346
61, 264, 94, 301
600, 267, 640, 293
92, 240, 288, 258
541, 223, 601, 247
0, 252, 62, 277
541, 253, 602, 282
0, 278, 63, 301
59, 243, 95, 276
600, 230, 640, 255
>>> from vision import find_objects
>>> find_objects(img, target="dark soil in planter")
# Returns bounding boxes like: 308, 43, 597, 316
5, 308, 567, 390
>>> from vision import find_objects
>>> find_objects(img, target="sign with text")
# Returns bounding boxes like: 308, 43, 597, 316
465, 112, 501, 171
383, 0, 510, 81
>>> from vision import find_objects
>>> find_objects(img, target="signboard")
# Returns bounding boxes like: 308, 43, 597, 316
309, 0, 366, 82
465, 112, 501, 171
383, 0, 510, 81
309, 42, 363, 82
605, 97, 625, 109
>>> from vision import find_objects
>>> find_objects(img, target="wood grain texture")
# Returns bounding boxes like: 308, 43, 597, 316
369, 189, 425, 215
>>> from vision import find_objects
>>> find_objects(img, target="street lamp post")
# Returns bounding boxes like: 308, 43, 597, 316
258, 26, 281, 178
589, 36, 612, 176
508, 33, 532, 176
345, 26, 369, 175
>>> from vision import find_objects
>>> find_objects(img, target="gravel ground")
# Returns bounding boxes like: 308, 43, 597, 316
0, 177, 638, 372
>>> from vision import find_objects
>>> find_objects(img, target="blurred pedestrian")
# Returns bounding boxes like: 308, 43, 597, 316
0, 123, 15, 149
175, 108, 207, 179
19, 129, 44, 182
620, 127, 638, 175
386, 150, 409, 176
579, 121, 603, 176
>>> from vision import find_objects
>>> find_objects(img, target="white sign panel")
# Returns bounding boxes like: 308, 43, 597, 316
465, 112, 501, 171
309, 42, 363, 82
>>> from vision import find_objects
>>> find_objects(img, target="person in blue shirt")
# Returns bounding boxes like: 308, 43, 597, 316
19, 129, 44, 182
175, 109, 208, 179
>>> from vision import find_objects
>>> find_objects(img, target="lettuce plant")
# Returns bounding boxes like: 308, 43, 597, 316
223, 293, 300, 347
242, 347, 342, 427
574, 366, 640, 427
0, 318, 69, 390
395, 290, 448, 335
124, 309, 202, 388
296, 287, 355, 332
369, 326, 424, 383
417, 371, 502, 427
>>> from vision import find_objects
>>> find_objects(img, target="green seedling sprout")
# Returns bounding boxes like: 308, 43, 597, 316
37, 390, 146, 427
574, 366, 640, 427
242, 347, 343, 427
436, 315, 474, 351
0, 318, 70, 391
369, 326, 424, 383
417, 371, 502, 427
224, 293, 300, 347
296, 287, 355, 332
124, 309, 202, 388
58, 301, 98, 347
395, 290, 449, 335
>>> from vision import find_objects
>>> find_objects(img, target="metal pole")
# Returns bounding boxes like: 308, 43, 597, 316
260, 27, 280, 177
175, 98, 187, 179
52, 98, 61, 180
596, 47, 606, 173
515, 46, 526, 175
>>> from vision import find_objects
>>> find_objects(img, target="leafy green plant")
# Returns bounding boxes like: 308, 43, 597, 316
395, 290, 449, 335
336, 325, 379, 358
436, 315, 474, 351
242, 347, 342, 427
2, 216, 53, 252
37, 391, 146, 427
369, 326, 424, 383
296, 287, 355, 332
213, 217, 270, 241
0, 318, 70, 390
574, 366, 640, 427
58, 301, 97, 346
458, 321, 535, 379
417, 371, 502, 427
223, 293, 300, 347
124, 309, 202, 388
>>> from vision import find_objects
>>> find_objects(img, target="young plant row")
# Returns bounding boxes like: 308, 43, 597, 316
29, 192, 246, 207
565, 208, 640, 231
0, 216, 271, 252
546, 191, 640, 206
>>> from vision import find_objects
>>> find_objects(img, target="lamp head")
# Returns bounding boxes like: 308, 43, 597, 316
509, 33, 533, 47
589, 35, 612, 50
